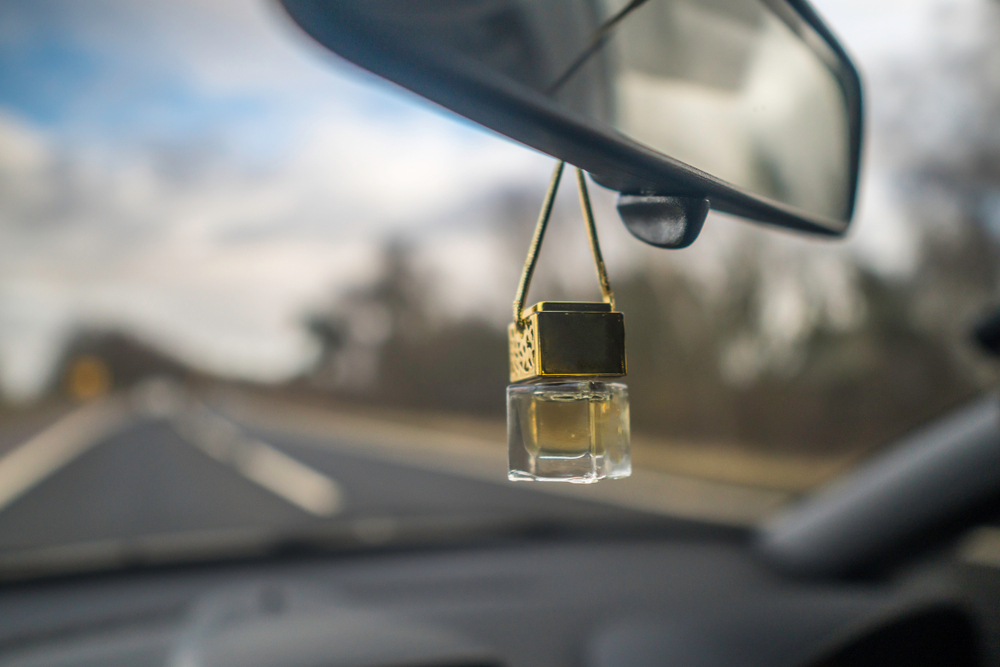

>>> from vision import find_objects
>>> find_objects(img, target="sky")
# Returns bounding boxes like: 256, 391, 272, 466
0, 0, 985, 401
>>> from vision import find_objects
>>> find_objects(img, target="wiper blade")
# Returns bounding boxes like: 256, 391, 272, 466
0, 513, 741, 583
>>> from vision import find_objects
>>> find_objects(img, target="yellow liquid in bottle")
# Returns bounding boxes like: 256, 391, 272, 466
524, 385, 612, 459
508, 381, 630, 482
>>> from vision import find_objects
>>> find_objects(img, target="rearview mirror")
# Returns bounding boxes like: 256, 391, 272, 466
281, 0, 862, 241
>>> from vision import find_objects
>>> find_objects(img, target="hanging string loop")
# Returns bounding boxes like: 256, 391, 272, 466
513, 161, 615, 327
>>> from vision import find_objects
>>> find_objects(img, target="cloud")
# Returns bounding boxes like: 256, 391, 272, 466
0, 31, 549, 401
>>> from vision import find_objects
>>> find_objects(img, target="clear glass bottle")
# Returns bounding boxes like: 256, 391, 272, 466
508, 379, 630, 483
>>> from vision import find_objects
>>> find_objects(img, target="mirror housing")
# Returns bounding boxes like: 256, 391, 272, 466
281, 0, 862, 240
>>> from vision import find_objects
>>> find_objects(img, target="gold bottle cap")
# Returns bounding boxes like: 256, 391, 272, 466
523, 301, 612, 315
509, 301, 626, 383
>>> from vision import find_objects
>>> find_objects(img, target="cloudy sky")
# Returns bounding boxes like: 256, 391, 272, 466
0, 0, 985, 400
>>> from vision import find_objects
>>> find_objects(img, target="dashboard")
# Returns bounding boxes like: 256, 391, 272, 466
0, 527, 992, 667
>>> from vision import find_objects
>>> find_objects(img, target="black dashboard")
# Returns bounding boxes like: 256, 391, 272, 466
0, 528, 992, 667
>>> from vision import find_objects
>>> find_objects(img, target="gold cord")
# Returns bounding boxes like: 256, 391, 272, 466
576, 167, 615, 310
512, 161, 615, 326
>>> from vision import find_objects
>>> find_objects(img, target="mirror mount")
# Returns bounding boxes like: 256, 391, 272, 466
617, 194, 710, 249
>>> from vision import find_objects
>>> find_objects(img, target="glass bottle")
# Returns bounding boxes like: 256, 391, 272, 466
508, 379, 630, 483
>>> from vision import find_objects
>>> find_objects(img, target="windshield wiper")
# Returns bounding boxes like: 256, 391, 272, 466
0, 512, 742, 583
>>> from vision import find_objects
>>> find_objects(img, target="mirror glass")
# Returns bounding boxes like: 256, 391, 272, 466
367, 0, 853, 222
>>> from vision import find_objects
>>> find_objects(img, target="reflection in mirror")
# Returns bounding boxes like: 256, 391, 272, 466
369, 0, 852, 222
601, 0, 850, 221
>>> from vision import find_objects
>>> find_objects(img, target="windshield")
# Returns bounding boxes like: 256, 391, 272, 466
0, 0, 997, 570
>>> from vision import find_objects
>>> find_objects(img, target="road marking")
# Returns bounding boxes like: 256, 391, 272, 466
235, 439, 343, 516
0, 398, 130, 512
173, 408, 343, 517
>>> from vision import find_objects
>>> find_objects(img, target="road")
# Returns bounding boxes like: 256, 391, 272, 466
0, 399, 634, 555
0, 387, 786, 559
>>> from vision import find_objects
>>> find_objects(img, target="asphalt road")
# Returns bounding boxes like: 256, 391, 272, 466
0, 407, 637, 553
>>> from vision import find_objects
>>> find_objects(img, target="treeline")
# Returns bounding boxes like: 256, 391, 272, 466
303, 225, 997, 456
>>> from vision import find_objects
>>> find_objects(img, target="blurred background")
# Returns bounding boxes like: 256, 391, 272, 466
1, 0, 1000, 504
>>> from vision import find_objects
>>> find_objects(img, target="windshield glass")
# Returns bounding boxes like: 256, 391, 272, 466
0, 0, 997, 566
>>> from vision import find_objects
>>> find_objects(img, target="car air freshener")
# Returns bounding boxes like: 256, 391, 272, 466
507, 162, 630, 483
